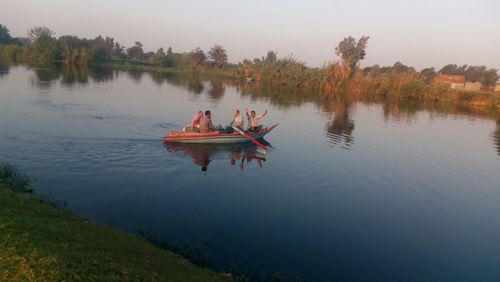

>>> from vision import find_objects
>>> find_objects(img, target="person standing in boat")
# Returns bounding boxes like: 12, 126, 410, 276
199, 110, 215, 133
230, 109, 244, 129
245, 108, 268, 132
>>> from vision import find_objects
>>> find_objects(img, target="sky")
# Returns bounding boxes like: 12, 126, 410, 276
1, 0, 499, 70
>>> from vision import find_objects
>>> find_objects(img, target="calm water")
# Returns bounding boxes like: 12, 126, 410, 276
1, 64, 500, 281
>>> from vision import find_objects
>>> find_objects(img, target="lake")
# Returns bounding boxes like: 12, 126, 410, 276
1, 64, 499, 281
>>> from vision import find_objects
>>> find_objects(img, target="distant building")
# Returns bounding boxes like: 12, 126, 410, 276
434, 74, 465, 89
464, 82, 481, 91
495, 83, 500, 92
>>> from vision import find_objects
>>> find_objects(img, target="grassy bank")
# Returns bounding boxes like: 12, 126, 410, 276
100, 60, 240, 80
0, 183, 232, 281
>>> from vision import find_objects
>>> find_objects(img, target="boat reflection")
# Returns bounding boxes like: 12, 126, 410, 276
164, 141, 270, 172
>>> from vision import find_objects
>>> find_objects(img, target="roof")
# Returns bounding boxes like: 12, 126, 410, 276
434, 74, 465, 84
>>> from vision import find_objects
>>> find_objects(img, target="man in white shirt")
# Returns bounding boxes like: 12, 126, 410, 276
245, 108, 268, 132
230, 109, 244, 129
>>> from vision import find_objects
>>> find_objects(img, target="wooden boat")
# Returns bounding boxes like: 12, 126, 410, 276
163, 124, 278, 144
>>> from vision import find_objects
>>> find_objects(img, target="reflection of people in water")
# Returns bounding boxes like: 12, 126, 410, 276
242, 152, 266, 168
188, 145, 217, 171
165, 142, 268, 173
229, 147, 244, 170
192, 150, 211, 171
228, 147, 266, 170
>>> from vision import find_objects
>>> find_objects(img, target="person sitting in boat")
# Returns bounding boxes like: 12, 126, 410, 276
199, 110, 215, 133
245, 108, 268, 132
229, 109, 244, 129
191, 110, 203, 128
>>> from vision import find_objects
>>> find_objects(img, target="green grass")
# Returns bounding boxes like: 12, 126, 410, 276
0, 183, 232, 281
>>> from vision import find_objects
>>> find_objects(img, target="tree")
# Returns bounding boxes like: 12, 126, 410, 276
0, 24, 13, 44
151, 48, 166, 65
439, 64, 467, 75
91, 36, 112, 62
208, 44, 227, 68
58, 35, 84, 64
27, 26, 57, 61
112, 42, 125, 59
391, 62, 412, 73
464, 65, 487, 82
265, 50, 277, 63
335, 35, 370, 79
126, 41, 144, 61
481, 68, 499, 87
28, 26, 55, 43
419, 67, 436, 84
189, 47, 206, 69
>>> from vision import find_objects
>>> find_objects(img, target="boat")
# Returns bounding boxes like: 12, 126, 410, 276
163, 124, 278, 144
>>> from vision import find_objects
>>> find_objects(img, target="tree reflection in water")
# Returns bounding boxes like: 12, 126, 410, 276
493, 120, 500, 156
323, 95, 355, 148
61, 63, 88, 86
207, 79, 225, 101
0, 61, 8, 77
164, 142, 268, 172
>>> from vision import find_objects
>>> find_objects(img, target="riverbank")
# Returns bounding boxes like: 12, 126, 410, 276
100, 61, 500, 110
100, 60, 239, 80
0, 183, 232, 281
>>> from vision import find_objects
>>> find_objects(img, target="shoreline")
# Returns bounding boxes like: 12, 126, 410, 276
93, 62, 500, 111
0, 183, 232, 281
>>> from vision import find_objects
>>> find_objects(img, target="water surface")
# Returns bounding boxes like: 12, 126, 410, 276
1, 64, 499, 281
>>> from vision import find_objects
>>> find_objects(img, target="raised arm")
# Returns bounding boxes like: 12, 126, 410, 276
257, 109, 268, 119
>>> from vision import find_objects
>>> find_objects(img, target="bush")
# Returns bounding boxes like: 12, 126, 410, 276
0, 163, 33, 193
399, 79, 426, 98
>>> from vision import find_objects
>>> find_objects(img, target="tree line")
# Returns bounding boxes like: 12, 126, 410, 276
1, 24, 499, 98
0, 24, 228, 69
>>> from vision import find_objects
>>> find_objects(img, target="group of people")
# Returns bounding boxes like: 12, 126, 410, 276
189, 108, 268, 134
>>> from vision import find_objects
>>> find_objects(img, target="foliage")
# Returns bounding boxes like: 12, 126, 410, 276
265, 50, 277, 63
419, 67, 437, 84
439, 64, 499, 87
150, 47, 166, 65
481, 68, 500, 87
126, 41, 144, 61
0, 163, 33, 193
399, 79, 426, 98
335, 35, 370, 79
189, 47, 207, 69
28, 26, 55, 43
0, 24, 13, 44
1, 23, 498, 102
208, 44, 228, 68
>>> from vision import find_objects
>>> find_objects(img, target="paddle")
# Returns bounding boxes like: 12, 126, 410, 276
232, 126, 267, 153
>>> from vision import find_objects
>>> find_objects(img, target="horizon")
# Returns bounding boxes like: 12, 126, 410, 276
1, 0, 499, 71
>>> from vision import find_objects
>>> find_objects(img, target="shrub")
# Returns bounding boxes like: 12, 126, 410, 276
399, 79, 426, 98
0, 163, 33, 193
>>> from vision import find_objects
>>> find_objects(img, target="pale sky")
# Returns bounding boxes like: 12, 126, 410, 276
1, 0, 499, 70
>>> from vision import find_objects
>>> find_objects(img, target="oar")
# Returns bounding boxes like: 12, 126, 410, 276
232, 126, 267, 153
